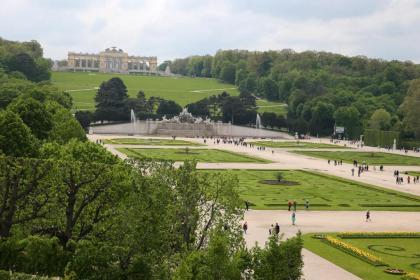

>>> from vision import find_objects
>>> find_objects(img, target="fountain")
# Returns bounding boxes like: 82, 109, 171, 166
90, 107, 293, 139
256, 113, 261, 129
130, 109, 136, 135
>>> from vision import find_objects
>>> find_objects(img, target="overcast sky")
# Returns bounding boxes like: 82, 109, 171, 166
1, 0, 420, 63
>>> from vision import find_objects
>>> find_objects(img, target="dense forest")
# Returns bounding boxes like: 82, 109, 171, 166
168, 50, 420, 140
0, 38, 303, 279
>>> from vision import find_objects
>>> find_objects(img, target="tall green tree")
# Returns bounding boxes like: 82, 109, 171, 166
157, 100, 182, 116
8, 97, 53, 139
0, 110, 38, 157
401, 79, 420, 138
94, 77, 129, 122
334, 106, 361, 139
369, 108, 391, 130
0, 156, 53, 237
38, 140, 125, 247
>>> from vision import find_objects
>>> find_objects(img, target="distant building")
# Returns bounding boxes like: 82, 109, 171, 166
67, 47, 157, 74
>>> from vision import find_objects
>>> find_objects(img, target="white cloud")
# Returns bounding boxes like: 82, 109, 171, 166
0, 0, 419, 62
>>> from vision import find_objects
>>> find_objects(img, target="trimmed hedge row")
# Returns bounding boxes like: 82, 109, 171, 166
364, 129, 400, 148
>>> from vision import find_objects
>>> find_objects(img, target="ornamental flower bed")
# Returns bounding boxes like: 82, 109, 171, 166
403, 272, 420, 280
337, 232, 420, 239
384, 268, 405, 275
324, 236, 386, 266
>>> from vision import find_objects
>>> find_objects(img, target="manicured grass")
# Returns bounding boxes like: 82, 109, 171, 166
256, 99, 287, 115
52, 72, 285, 115
293, 151, 420, 166
408, 171, 420, 176
118, 148, 269, 163
103, 138, 202, 146
202, 170, 420, 210
303, 233, 420, 280
252, 141, 348, 149
52, 71, 239, 110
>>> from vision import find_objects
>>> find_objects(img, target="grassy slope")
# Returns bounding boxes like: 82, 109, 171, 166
52, 71, 238, 110
293, 151, 420, 166
252, 141, 349, 149
202, 170, 420, 210
117, 148, 270, 163
303, 233, 420, 280
51, 72, 287, 115
103, 138, 202, 146
256, 99, 288, 115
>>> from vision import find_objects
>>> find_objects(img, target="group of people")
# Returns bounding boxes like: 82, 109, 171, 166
328, 159, 343, 166
287, 200, 310, 211
394, 170, 420, 184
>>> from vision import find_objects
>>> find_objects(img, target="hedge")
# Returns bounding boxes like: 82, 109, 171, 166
364, 129, 400, 148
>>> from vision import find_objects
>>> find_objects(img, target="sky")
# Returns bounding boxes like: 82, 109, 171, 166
1, 0, 420, 63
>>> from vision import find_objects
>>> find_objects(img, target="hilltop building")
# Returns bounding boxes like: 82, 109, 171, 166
66, 47, 157, 74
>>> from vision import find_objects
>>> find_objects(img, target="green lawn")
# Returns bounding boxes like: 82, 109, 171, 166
408, 171, 420, 176
293, 151, 420, 166
52, 72, 286, 115
52, 71, 239, 110
252, 141, 348, 149
103, 138, 202, 146
202, 170, 420, 210
303, 233, 420, 280
117, 148, 269, 163
256, 99, 287, 115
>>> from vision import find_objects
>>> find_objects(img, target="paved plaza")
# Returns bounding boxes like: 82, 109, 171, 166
90, 134, 420, 280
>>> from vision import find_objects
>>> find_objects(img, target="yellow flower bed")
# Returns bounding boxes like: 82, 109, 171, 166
338, 232, 420, 239
324, 236, 385, 266
404, 272, 420, 280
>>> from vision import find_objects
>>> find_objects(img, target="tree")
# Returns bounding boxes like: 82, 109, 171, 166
0, 110, 38, 157
222, 96, 256, 125
401, 79, 420, 138
309, 102, 335, 136
219, 62, 236, 84
262, 78, 279, 101
47, 102, 86, 144
157, 100, 182, 116
8, 97, 53, 139
0, 156, 53, 237
334, 106, 361, 139
38, 140, 125, 247
186, 98, 210, 118
262, 112, 277, 128
7, 52, 50, 82
75, 111, 93, 130
94, 77, 129, 122
252, 234, 303, 280
369, 108, 391, 130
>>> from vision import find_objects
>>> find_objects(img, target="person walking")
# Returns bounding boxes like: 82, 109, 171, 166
291, 212, 296, 225
275, 223, 280, 235
245, 201, 249, 211
305, 199, 309, 210
293, 201, 297, 211
243, 221, 248, 234
288, 201, 292, 211
366, 210, 371, 222
351, 168, 355, 176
